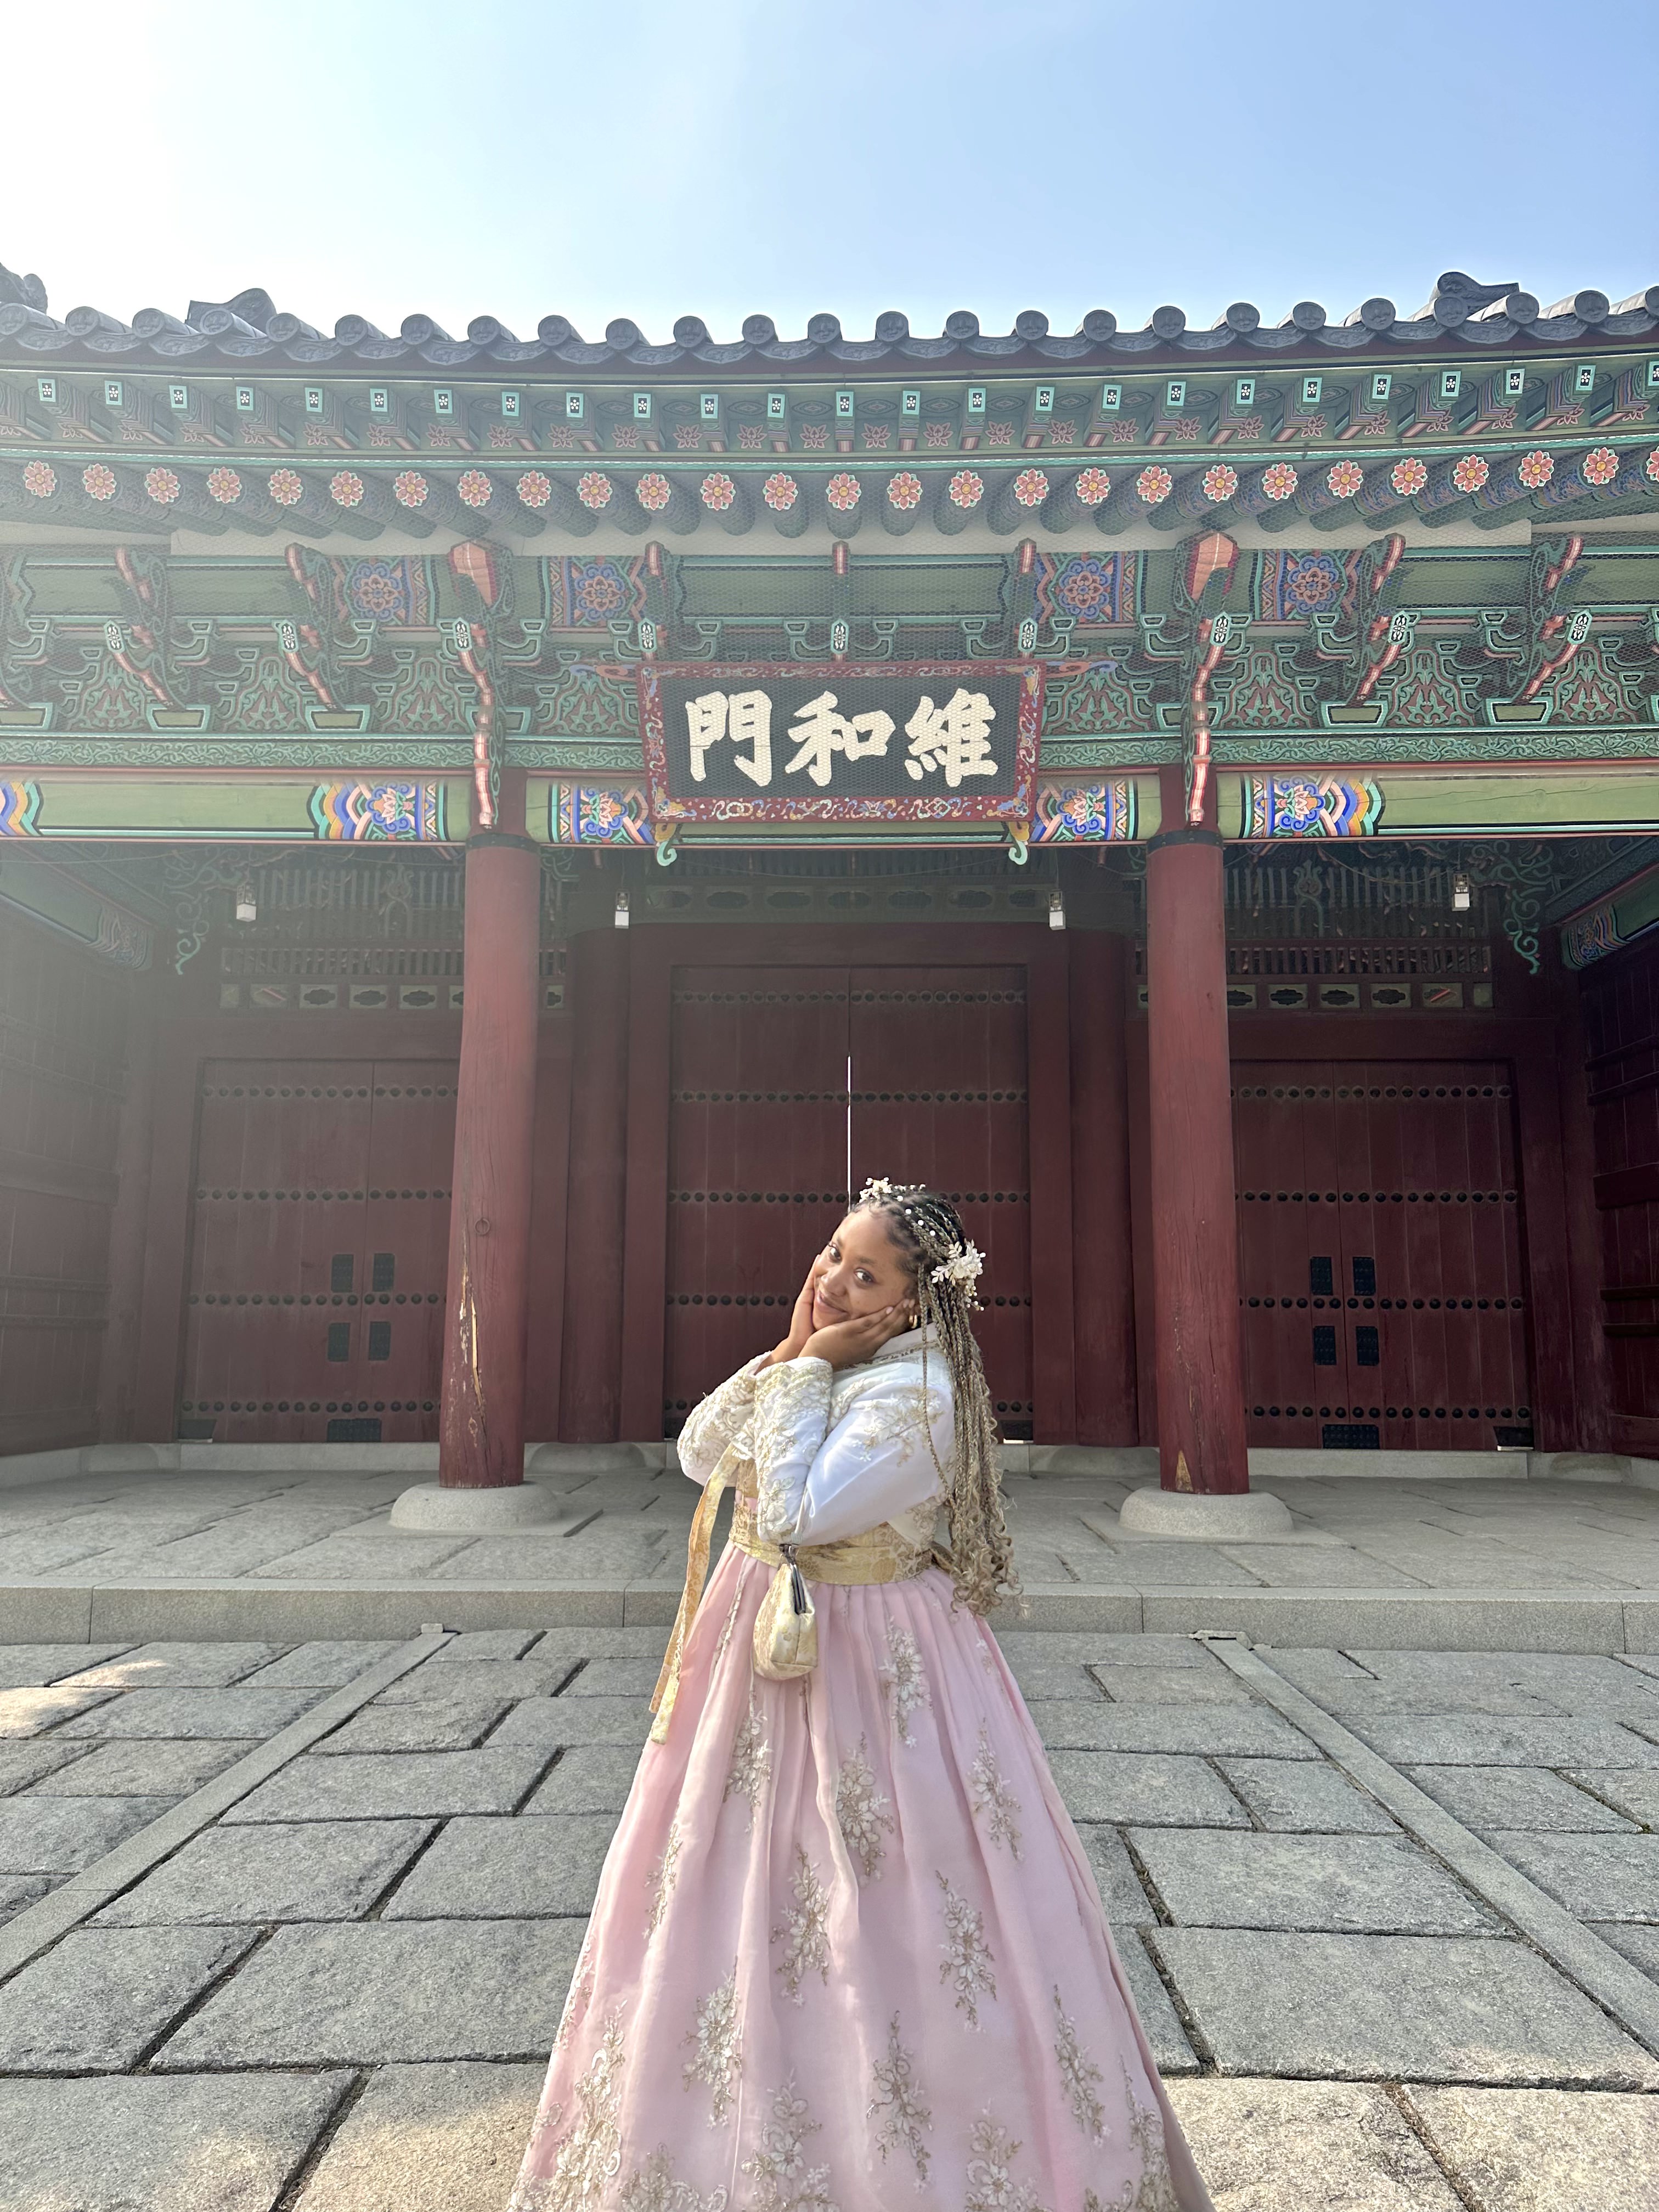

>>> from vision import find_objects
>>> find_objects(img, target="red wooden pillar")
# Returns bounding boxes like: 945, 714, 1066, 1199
437, 806, 541, 1489
1144, 769, 1250, 1494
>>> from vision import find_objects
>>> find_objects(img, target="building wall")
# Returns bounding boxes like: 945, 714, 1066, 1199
1578, 936, 1659, 1456
115, 914, 1593, 1456
0, 904, 134, 1452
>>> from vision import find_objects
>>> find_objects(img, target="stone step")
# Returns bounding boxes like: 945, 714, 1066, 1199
1, 1575, 1654, 1654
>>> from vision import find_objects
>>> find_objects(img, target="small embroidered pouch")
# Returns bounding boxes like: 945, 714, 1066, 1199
753, 1543, 818, 1680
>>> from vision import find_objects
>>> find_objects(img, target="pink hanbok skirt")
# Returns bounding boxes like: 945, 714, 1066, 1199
511, 1545, 1213, 2210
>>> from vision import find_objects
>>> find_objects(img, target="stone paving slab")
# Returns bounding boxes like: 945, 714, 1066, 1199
0, 1792, 176, 1872
1483, 1832, 1659, 1921
1005, 1661, 1102, 1701
0, 1683, 120, 1736
244, 1640, 402, 1686
1044, 1751, 1251, 1826
1214, 1546, 1428, 1589
1594, 1923, 1659, 1980
1166, 2077, 1463, 2211
1344, 1714, 1659, 1767
520, 1742, 642, 1816
247, 1532, 475, 1579
430, 1530, 670, 1581
27, 1737, 258, 1796
381, 1814, 614, 1918
1032, 1702, 1317, 1757
1406, 2085, 1659, 2212
0, 2070, 352, 2212
93, 1819, 435, 1925
0, 1643, 132, 1689
155, 1919, 586, 2067
1406, 1765, 1638, 1832
557, 1655, 666, 1699
1147, 1929, 1659, 2085
223, 1749, 550, 1822
1276, 1678, 1567, 1717
1130, 1830, 1494, 1935
1566, 1767, 1659, 1825
50, 1685, 323, 1740
1078, 1823, 1158, 1927
61, 1641, 284, 1689
997, 1632, 1217, 1669
1081, 1540, 1267, 1586
291, 2061, 545, 2212
518, 1626, 675, 1663
0, 1924, 257, 2071
1115, 1928, 1199, 2076
489, 1695, 659, 1750
426, 1630, 545, 1664
0, 1874, 50, 1922
1212, 1757, 1399, 1834
313, 1696, 516, 1754
1088, 1663, 1256, 1706
0, 1740, 91, 1796
378, 1660, 570, 1705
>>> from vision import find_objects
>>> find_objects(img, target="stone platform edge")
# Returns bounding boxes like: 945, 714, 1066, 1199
0, 1577, 1654, 1654
3, 1440, 1656, 1491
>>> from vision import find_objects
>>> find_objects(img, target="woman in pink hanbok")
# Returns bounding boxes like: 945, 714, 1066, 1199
511, 1181, 1213, 2212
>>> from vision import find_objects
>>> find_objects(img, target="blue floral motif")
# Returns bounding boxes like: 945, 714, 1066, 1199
1043, 553, 1121, 627
1272, 552, 1346, 619
343, 558, 431, 626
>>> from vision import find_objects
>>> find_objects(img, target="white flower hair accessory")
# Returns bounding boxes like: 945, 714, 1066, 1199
931, 1239, 985, 1299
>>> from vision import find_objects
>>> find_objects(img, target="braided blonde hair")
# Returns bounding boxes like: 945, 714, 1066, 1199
854, 1178, 1019, 1617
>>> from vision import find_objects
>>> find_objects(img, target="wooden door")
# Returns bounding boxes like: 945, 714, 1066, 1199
1233, 1061, 1532, 1451
179, 1058, 455, 1441
661, 970, 850, 1428
849, 966, 1032, 1434
659, 960, 1035, 1436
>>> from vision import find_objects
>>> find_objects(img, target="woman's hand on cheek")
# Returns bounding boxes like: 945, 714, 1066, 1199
800, 1302, 909, 1371
766, 1256, 823, 1366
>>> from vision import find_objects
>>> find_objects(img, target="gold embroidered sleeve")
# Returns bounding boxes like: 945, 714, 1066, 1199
678, 1362, 763, 1485
751, 1357, 833, 1543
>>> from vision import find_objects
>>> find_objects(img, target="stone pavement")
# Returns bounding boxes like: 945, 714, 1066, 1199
0, 1629, 1656, 2209
2, 1447, 1659, 1650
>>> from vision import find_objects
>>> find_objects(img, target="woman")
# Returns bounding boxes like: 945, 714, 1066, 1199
511, 1180, 1212, 2211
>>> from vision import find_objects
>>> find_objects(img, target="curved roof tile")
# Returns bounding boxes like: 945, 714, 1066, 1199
1, 263, 1655, 371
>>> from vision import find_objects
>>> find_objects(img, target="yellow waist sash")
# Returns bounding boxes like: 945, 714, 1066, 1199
648, 1452, 934, 1742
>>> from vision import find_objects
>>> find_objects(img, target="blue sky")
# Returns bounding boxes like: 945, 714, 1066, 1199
7, 0, 1656, 343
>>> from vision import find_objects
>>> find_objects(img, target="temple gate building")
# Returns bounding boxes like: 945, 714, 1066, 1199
1, 261, 1657, 1505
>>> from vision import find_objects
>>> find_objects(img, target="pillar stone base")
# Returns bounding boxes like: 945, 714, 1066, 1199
389, 1481, 568, 1532
1117, 1485, 1297, 1542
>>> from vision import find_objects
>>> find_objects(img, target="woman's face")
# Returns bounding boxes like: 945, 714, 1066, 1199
811, 1210, 915, 1331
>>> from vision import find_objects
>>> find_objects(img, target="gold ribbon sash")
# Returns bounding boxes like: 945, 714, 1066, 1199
648, 1455, 933, 1743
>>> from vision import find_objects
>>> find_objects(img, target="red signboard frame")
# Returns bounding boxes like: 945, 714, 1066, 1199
637, 661, 1043, 825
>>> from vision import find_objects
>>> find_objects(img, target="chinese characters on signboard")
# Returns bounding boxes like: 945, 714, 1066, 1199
639, 664, 1042, 823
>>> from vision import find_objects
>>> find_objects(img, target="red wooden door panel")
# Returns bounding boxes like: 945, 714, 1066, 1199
1234, 1062, 1531, 1452
361, 1069, 458, 1432
662, 959, 1035, 1438
180, 1059, 455, 1442
663, 970, 850, 1428
849, 966, 1032, 1435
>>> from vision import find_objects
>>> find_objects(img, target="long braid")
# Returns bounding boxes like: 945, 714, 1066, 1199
854, 1180, 1019, 1617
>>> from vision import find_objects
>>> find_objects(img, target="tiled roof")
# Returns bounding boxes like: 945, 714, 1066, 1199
2, 266, 1656, 372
